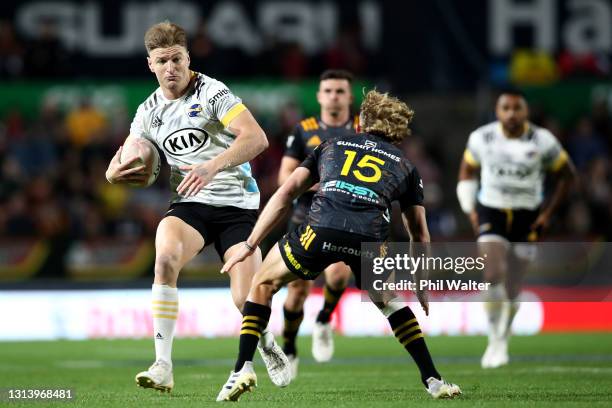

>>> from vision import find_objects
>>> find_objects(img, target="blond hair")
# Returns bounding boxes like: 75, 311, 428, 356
360, 90, 414, 144
144, 21, 187, 53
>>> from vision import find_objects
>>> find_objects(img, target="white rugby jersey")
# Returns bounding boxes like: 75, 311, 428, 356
464, 121, 568, 210
129, 71, 259, 209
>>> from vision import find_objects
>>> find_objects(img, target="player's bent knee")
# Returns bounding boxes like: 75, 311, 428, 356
324, 263, 351, 289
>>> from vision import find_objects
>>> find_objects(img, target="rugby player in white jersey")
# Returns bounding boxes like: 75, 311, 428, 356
105, 21, 290, 392
456, 89, 576, 368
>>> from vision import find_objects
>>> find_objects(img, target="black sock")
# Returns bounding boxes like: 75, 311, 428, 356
282, 307, 304, 356
316, 285, 345, 323
388, 307, 440, 386
235, 301, 271, 372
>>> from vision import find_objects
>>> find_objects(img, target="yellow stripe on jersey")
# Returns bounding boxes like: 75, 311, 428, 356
300, 117, 319, 131
463, 149, 479, 167
307, 135, 322, 147
220, 103, 247, 127
549, 149, 569, 172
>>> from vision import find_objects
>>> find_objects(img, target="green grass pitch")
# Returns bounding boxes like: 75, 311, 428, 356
1, 334, 611, 407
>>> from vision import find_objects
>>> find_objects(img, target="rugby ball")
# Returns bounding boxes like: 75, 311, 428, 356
119, 137, 161, 187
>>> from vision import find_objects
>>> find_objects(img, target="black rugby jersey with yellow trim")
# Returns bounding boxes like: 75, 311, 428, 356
300, 133, 424, 240
284, 115, 358, 223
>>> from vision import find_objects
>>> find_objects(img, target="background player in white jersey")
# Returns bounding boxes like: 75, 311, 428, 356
456, 89, 576, 368
105, 21, 290, 392
279, 70, 355, 377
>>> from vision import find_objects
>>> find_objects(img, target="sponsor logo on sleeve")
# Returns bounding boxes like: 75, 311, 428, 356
208, 88, 231, 107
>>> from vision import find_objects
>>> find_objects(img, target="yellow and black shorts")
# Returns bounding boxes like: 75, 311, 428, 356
476, 203, 540, 242
278, 223, 374, 288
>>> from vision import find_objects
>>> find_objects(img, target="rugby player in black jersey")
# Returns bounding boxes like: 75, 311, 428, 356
217, 90, 461, 401
279, 70, 358, 376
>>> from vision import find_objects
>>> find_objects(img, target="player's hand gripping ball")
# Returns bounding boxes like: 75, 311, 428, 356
119, 137, 161, 187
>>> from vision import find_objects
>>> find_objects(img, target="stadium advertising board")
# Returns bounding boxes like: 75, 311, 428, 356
2, 0, 610, 89
1, 288, 610, 341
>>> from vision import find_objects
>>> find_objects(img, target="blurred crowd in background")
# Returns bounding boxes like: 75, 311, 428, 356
1, 1, 611, 281
1, 87, 611, 245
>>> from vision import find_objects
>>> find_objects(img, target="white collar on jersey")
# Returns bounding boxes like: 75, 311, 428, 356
498, 121, 533, 140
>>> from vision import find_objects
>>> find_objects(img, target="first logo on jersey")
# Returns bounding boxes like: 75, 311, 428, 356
187, 103, 203, 117
163, 128, 209, 157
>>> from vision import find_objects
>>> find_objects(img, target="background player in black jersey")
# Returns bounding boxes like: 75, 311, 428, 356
216, 90, 461, 401
279, 69, 357, 377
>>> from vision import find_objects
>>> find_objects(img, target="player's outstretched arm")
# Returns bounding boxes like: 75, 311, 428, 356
221, 167, 314, 273
402, 205, 431, 243
105, 143, 148, 185
402, 205, 431, 315
177, 109, 268, 196
278, 157, 319, 192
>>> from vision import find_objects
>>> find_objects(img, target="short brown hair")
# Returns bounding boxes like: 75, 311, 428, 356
144, 21, 187, 53
320, 69, 353, 83
360, 90, 414, 144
